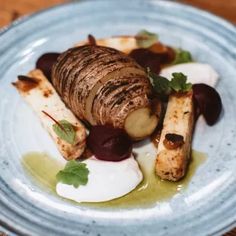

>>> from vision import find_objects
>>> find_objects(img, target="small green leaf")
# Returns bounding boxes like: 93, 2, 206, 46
170, 72, 192, 92
172, 48, 193, 65
56, 160, 89, 188
147, 68, 171, 96
52, 120, 76, 145
136, 30, 158, 48
147, 68, 192, 97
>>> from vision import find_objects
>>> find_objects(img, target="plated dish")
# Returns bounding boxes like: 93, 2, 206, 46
0, 1, 236, 235
13, 31, 222, 204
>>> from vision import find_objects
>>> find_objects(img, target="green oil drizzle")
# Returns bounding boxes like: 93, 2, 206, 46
22, 150, 206, 208
22, 152, 63, 192
86, 150, 206, 208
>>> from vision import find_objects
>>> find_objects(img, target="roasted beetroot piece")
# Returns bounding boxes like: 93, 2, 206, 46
193, 83, 222, 125
36, 53, 60, 80
129, 48, 161, 74
87, 125, 133, 162
148, 43, 176, 64
129, 47, 175, 75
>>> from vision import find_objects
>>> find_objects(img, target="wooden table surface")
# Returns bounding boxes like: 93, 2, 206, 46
0, 0, 235, 235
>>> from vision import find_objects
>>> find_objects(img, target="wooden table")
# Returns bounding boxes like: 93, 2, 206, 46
0, 0, 235, 235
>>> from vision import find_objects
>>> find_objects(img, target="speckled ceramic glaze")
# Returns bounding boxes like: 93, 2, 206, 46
0, 0, 236, 235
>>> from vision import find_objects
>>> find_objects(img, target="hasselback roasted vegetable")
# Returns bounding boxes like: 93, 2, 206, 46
52, 45, 159, 139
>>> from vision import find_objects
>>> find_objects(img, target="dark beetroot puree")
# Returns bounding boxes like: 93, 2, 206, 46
87, 125, 133, 162
193, 84, 222, 125
36, 53, 60, 80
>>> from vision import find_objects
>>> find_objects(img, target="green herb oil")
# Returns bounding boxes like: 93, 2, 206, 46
22, 152, 63, 192
87, 151, 206, 208
22, 150, 206, 208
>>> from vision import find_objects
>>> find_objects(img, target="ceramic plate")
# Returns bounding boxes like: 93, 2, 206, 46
0, 0, 236, 235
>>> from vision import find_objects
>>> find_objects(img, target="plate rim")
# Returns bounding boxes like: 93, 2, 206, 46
0, 0, 236, 235
0, 0, 235, 38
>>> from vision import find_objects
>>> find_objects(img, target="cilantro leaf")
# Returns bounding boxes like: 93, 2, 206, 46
136, 30, 158, 48
56, 160, 89, 188
52, 120, 76, 145
170, 72, 192, 92
147, 68, 192, 97
147, 68, 171, 96
172, 48, 193, 65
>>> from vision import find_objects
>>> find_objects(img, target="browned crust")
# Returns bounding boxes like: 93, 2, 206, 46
12, 75, 39, 93
163, 133, 185, 150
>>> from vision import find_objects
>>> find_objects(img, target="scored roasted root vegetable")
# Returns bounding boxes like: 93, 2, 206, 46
13, 69, 86, 160
124, 107, 159, 140
52, 45, 160, 140
155, 91, 194, 181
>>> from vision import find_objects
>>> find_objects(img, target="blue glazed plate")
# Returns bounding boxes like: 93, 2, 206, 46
0, 0, 236, 235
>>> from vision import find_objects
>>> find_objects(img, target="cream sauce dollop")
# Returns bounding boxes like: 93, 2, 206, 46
161, 62, 219, 87
56, 155, 143, 203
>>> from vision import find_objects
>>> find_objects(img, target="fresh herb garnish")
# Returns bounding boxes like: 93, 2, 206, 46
52, 120, 76, 145
172, 48, 193, 65
147, 68, 192, 97
136, 30, 158, 48
170, 72, 192, 92
147, 68, 171, 96
56, 160, 89, 188
42, 110, 66, 131
42, 111, 76, 145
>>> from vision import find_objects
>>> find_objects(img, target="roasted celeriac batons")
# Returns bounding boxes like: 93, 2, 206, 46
13, 69, 86, 160
155, 91, 194, 181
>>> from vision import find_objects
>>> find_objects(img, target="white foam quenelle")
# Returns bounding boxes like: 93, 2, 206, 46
56, 155, 143, 203
161, 63, 219, 87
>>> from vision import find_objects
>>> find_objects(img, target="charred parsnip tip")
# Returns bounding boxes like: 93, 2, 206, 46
13, 69, 86, 160
155, 91, 194, 181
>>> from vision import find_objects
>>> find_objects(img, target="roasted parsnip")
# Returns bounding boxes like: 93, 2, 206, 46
13, 69, 86, 160
155, 91, 194, 181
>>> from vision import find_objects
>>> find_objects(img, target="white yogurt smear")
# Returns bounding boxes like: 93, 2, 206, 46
56, 155, 143, 203
161, 62, 219, 87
